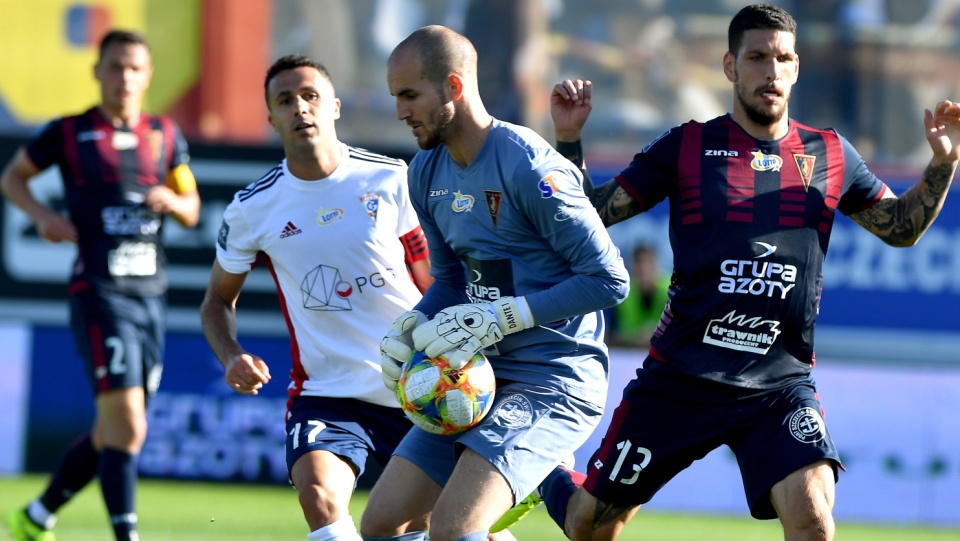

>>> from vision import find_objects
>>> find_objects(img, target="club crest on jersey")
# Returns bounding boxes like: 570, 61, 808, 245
360, 193, 380, 218
538, 174, 559, 198
750, 151, 783, 172
316, 207, 345, 225
147, 129, 165, 163
484, 190, 502, 226
793, 154, 816, 190
451, 191, 475, 212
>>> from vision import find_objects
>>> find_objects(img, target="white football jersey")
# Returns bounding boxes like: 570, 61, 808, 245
217, 143, 422, 407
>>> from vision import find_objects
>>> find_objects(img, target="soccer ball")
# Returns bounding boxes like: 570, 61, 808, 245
396, 351, 496, 435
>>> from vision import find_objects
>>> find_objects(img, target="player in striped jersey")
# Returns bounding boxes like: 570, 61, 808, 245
545, 4, 959, 541
200, 55, 433, 541
2, 29, 200, 541
362, 25, 629, 541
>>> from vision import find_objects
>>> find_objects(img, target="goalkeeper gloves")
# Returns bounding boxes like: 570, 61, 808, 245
379, 310, 427, 391
412, 296, 534, 368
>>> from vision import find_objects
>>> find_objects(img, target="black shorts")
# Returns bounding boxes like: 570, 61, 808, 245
584, 361, 841, 519
285, 395, 412, 483
69, 288, 166, 399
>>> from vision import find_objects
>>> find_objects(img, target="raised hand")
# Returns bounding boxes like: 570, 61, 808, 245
551, 79, 593, 142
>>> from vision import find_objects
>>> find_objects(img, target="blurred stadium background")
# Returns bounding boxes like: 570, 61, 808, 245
0, 0, 958, 532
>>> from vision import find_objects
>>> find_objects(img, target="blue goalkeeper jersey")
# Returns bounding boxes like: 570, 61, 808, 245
408, 119, 629, 406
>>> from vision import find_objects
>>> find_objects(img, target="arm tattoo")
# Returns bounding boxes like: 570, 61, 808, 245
850, 162, 954, 247
594, 182, 643, 226
556, 139, 644, 227
592, 500, 635, 529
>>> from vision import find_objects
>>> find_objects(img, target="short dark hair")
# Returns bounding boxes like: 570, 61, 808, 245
264, 54, 333, 106
728, 3, 797, 56
98, 29, 149, 62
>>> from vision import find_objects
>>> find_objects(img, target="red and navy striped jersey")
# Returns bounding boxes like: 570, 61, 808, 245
26, 107, 190, 297
616, 114, 886, 388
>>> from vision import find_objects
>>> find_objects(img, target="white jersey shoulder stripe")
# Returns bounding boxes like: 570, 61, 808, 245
238, 165, 283, 202
348, 146, 406, 167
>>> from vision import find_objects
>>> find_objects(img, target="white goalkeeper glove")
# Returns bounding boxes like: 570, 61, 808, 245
412, 296, 534, 368
379, 310, 428, 391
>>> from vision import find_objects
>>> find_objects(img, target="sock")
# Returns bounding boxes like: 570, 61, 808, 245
99, 447, 139, 541
307, 516, 362, 541
26, 500, 56, 530
38, 433, 99, 514
359, 532, 426, 541
541, 466, 587, 529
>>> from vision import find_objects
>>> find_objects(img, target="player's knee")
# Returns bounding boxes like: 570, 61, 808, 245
780, 504, 834, 541
298, 483, 346, 526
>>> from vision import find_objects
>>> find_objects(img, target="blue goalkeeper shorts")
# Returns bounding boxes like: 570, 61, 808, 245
394, 380, 603, 505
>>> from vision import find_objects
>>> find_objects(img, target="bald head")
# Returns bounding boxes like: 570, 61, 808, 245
389, 25, 478, 88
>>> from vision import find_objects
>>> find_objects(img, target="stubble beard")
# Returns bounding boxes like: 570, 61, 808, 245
736, 80, 789, 128
418, 105, 455, 150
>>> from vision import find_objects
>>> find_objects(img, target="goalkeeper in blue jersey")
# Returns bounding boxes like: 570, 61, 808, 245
359, 25, 629, 541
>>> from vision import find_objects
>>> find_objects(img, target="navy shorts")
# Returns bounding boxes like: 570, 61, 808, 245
285, 395, 412, 483
584, 362, 841, 519
69, 288, 166, 399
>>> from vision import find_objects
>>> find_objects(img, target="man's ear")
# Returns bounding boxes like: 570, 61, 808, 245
722, 51, 736, 83
447, 73, 465, 101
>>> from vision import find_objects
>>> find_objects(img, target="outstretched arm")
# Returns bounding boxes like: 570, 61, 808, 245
551, 79, 643, 227
850, 100, 959, 247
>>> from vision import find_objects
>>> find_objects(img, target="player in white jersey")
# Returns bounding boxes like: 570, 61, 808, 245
200, 55, 432, 541
361, 26, 629, 541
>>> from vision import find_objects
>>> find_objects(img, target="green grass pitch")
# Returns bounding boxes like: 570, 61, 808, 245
1, 474, 958, 540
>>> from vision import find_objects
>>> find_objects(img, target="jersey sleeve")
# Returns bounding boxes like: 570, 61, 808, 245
215, 196, 260, 275
24, 119, 64, 171
836, 134, 887, 215
393, 162, 420, 236
613, 127, 680, 211
514, 150, 630, 324
169, 120, 190, 169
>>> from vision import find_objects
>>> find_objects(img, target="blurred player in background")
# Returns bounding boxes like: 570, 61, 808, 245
546, 3, 958, 540
200, 54, 433, 541
607, 244, 670, 349
2, 29, 200, 541
361, 25, 628, 541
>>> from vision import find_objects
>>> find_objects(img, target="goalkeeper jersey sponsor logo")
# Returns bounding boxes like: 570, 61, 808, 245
465, 256, 515, 302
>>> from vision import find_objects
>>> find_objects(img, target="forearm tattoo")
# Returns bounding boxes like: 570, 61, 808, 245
556, 139, 644, 227
594, 182, 643, 226
852, 162, 954, 246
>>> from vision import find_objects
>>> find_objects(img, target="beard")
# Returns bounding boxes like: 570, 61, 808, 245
735, 79, 790, 128
417, 104, 455, 150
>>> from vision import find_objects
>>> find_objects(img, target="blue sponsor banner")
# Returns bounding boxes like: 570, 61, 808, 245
26, 326, 293, 484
